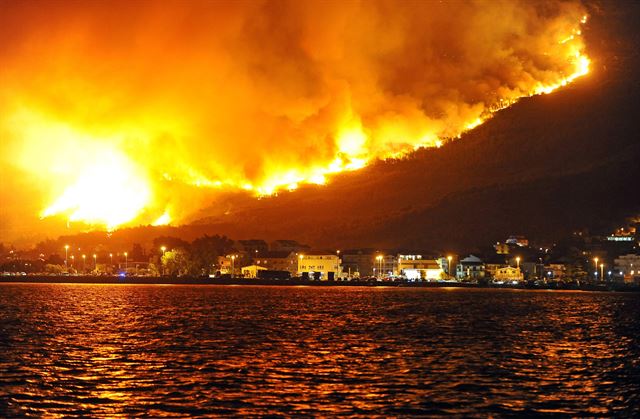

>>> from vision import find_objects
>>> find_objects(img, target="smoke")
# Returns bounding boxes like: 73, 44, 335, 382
0, 0, 589, 237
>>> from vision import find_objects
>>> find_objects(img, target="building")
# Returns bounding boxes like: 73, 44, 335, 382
520, 261, 541, 281
485, 263, 500, 278
297, 253, 341, 280
494, 242, 510, 254
436, 256, 457, 278
456, 255, 485, 280
484, 254, 509, 278
241, 265, 267, 278
614, 254, 640, 283
493, 266, 523, 282
375, 254, 397, 278
341, 249, 375, 277
217, 256, 232, 275
544, 263, 567, 280
397, 255, 444, 280
253, 251, 298, 275
606, 225, 637, 243
506, 236, 529, 247
217, 254, 251, 276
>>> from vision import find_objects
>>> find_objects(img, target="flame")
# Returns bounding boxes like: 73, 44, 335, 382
41, 149, 151, 230
5, 109, 153, 229
152, 211, 171, 226
0, 1, 592, 232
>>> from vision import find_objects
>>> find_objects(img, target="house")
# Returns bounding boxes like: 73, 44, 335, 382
493, 266, 523, 282
456, 255, 485, 280
397, 255, 444, 280
297, 253, 341, 280
241, 265, 267, 278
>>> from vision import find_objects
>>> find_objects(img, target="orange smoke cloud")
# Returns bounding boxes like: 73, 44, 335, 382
0, 0, 589, 236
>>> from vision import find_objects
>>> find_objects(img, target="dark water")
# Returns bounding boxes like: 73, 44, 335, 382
1, 285, 639, 417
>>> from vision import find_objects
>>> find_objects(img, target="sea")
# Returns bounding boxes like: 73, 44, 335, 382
1, 284, 639, 417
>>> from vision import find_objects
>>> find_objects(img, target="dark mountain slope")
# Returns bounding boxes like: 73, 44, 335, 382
187, 65, 640, 250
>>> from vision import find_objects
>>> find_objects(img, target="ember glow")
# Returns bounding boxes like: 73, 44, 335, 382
0, 0, 590, 233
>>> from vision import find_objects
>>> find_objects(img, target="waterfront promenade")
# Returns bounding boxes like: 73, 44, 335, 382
2, 275, 638, 292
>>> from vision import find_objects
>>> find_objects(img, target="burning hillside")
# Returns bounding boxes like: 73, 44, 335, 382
0, 0, 589, 237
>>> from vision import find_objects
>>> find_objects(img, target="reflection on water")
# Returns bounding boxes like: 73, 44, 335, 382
1, 285, 639, 416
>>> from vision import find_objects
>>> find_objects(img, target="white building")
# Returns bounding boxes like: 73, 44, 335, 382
397, 255, 444, 281
297, 254, 341, 280
456, 255, 485, 280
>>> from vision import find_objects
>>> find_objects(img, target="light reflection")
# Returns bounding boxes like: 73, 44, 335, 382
1, 286, 637, 416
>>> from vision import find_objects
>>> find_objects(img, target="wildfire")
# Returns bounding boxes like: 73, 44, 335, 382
41, 154, 151, 230
0, 1, 592, 233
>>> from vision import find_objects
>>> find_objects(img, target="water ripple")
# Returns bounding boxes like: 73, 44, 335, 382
1, 285, 639, 416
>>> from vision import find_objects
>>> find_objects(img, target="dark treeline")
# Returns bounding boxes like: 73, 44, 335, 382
0, 234, 236, 277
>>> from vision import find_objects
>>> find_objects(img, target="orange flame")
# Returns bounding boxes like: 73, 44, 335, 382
0, 2, 591, 231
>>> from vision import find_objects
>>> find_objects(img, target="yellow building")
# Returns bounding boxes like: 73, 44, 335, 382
493, 266, 523, 282
297, 254, 341, 280
241, 265, 268, 278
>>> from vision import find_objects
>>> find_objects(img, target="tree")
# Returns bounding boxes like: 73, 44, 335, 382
153, 236, 190, 254
161, 248, 196, 276
44, 264, 65, 274
47, 253, 64, 265
129, 243, 146, 262
190, 235, 234, 275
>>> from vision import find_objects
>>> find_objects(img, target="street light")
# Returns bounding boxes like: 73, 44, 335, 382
64, 245, 69, 268
298, 254, 304, 278
594, 257, 599, 280
124, 252, 128, 270
376, 255, 383, 279
447, 255, 453, 278
70, 255, 75, 268
82, 254, 86, 272
109, 253, 113, 266
516, 256, 521, 270
231, 255, 236, 277
93, 254, 97, 272
600, 263, 604, 282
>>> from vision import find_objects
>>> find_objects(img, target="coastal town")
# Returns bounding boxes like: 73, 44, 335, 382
2, 217, 639, 287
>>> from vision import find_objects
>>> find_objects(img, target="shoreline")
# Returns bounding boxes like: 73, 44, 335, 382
1, 275, 639, 292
